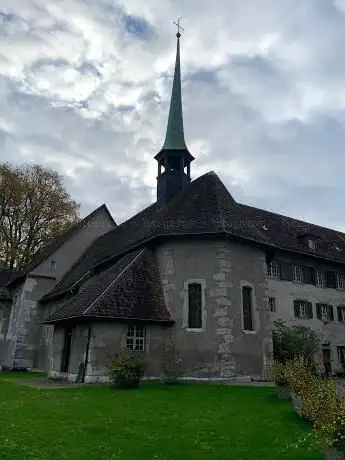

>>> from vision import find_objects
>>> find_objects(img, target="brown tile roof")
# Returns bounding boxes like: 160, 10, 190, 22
44, 248, 172, 324
7, 204, 115, 287
42, 170, 345, 303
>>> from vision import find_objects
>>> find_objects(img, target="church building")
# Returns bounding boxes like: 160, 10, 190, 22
1, 29, 345, 382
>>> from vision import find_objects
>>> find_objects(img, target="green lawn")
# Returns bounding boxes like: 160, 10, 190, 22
0, 373, 321, 460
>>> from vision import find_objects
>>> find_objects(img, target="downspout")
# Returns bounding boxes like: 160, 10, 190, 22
81, 324, 92, 383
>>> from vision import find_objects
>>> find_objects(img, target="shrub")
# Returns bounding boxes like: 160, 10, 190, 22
302, 377, 339, 424
285, 356, 314, 397
109, 352, 146, 388
269, 361, 288, 385
288, 377, 345, 454
272, 320, 320, 370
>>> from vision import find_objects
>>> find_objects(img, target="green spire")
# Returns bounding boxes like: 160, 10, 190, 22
162, 30, 187, 151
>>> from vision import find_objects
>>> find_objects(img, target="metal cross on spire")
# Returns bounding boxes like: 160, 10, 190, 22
174, 17, 184, 38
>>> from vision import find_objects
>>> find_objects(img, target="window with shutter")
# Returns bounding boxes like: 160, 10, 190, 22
267, 261, 279, 278
315, 269, 325, 287
293, 265, 304, 283
242, 286, 254, 331
188, 283, 202, 329
336, 273, 345, 290
316, 303, 333, 321
293, 300, 309, 318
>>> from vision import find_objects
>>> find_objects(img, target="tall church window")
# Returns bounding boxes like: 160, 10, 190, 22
188, 283, 202, 329
242, 286, 254, 331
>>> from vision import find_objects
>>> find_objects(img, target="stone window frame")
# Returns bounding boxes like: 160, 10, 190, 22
240, 280, 258, 334
182, 279, 206, 332
126, 326, 146, 352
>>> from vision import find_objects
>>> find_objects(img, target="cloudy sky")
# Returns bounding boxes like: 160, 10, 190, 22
1, 0, 345, 230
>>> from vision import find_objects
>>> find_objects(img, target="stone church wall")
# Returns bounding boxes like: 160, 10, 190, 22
155, 237, 272, 379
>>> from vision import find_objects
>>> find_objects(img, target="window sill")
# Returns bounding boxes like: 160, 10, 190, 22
243, 330, 256, 334
185, 328, 204, 333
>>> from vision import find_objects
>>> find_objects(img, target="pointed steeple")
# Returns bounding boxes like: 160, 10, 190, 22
162, 31, 186, 150
155, 19, 195, 205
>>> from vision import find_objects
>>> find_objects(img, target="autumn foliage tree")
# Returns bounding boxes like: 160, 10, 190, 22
0, 163, 80, 271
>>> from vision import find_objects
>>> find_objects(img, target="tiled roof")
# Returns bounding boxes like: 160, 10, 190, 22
42, 171, 345, 303
6, 204, 115, 286
239, 204, 345, 264
44, 248, 172, 324
42, 172, 270, 301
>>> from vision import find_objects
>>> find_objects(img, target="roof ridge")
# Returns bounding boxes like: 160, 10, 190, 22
83, 248, 145, 316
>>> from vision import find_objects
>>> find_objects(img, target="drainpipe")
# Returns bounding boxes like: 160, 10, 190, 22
82, 324, 92, 383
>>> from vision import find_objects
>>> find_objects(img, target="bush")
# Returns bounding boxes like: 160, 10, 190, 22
109, 352, 146, 388
272, 320, 320, 370
285, 356, 314, 396
269, 361, 288, 385
288, 377, 345, 454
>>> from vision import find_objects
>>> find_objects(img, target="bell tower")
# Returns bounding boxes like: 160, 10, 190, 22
155, 18, 194, 205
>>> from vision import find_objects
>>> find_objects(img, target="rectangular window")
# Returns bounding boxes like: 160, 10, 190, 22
188, 283, 202, 329
267, 261, 279, 279
316, 303, 334, 322
126, 326, 145, 352
321, 304, 329, 321
269, 297, 276, 312
337, 273, 345, 290
293, 300, 312, 319
337, 346, 345, 367
315, 269, 325, 287
293, 265, 304, 283
50, 260, 57, 271
337, 306, 345, 322
242, 286, 254, 331
308, 238, 316, 250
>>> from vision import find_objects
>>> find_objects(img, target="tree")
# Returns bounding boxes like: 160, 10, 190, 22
0, 162, 80, 270
272, 320, 321, 371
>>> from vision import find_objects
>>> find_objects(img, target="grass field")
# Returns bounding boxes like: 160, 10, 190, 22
0, 373, 322, 460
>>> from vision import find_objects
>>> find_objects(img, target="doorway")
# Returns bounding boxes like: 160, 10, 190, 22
60, 327, 73, 373
322, 348, 332, 376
